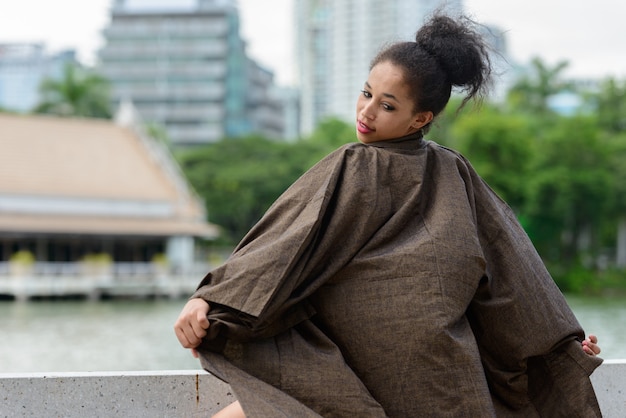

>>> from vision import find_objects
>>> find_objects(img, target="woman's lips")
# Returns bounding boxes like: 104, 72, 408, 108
357, 120, 373, 134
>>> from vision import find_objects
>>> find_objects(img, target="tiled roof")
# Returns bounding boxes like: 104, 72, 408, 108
1, 113, 176, 200
0, 113, 218, 238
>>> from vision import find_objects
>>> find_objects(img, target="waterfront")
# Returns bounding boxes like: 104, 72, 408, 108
0, 295, 624, 374
0, 298, 199, 373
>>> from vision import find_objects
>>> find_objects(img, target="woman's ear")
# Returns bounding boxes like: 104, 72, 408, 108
412, 111, 434, 130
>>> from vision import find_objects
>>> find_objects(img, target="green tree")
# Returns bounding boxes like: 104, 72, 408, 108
588, 77, 626, 134
177, 119, 357, 243
451, 106, 535, 211
427, 97, 472, 146
507, 57, 572, 116
33, 63, 112, 119
177, 135, 318, 242
307, 117, 355, 146
583, 77, 626, 266
524, 116, 613, 270
605, 132, 626, 268
304, 117, 356, 163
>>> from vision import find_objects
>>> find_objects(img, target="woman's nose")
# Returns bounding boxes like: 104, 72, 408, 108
360, 103, 375, 120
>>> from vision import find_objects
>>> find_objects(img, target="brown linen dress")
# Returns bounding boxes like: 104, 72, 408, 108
192, 133, 602, 417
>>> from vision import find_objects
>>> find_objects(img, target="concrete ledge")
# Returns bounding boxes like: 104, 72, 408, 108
1, 361, 624, 417
0, 370, 235, 417
590, 360, 626, 418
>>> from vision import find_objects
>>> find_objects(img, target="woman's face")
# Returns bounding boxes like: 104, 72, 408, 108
355, 61, 432, 144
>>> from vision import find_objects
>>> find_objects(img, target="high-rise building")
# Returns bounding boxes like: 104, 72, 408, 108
0, 43, 76, 113
98, 0, 284, 146
294, 0, 464, 134
294, 0, 331, 136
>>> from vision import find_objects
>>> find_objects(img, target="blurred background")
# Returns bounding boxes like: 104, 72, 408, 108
0, 0, 624, 373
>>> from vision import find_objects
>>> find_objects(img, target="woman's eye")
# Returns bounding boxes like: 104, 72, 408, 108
361, 90, 372, 98
382, 103, 395, 111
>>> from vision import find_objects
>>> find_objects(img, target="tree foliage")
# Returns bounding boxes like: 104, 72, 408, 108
451, 105, 534, 210
507, 57, 572, 116
177, 135, 323, 243
33, 63, 112, 119
588, 78, 626, 134
523, 117, 613, 266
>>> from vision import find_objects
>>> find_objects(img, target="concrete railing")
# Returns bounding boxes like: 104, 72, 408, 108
1, 361, 624, 417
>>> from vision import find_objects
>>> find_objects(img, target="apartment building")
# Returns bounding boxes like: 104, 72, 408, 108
98, 0, 284, 145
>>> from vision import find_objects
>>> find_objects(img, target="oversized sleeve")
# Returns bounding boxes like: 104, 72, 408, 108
191, 144, 399, 417
191, 144, 394, 342
458, 154, 603, 416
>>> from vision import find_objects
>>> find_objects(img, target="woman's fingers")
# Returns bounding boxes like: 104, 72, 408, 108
582, 334, 601, 356
174, 298, 211, 348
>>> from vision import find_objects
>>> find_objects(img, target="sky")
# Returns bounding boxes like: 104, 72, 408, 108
0, 0, 624, 86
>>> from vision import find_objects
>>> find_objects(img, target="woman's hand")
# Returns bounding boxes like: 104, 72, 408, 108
582, 334, 601, 356
174, 298, 210, 357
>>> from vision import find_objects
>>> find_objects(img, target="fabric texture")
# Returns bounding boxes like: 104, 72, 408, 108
193, 133, 602, 417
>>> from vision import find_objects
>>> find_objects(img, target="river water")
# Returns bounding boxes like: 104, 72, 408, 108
0, 295, 624, 374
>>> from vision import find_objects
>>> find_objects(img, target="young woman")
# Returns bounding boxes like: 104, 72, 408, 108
175, 13, 602, 418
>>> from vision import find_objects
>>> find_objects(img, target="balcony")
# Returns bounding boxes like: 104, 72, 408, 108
99, 41, 228, 60
134, 105, 225, 121
101, 63, 227, 79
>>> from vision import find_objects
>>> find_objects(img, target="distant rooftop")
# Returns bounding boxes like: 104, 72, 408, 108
0, 113, 218, 238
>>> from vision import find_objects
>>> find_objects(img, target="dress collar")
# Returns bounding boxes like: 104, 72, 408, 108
365, 131, 426, 150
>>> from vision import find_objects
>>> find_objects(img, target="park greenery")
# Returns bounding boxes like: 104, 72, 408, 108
16, 58, 626, 294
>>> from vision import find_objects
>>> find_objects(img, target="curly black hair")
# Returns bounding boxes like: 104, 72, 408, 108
370, 13, 492, 132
